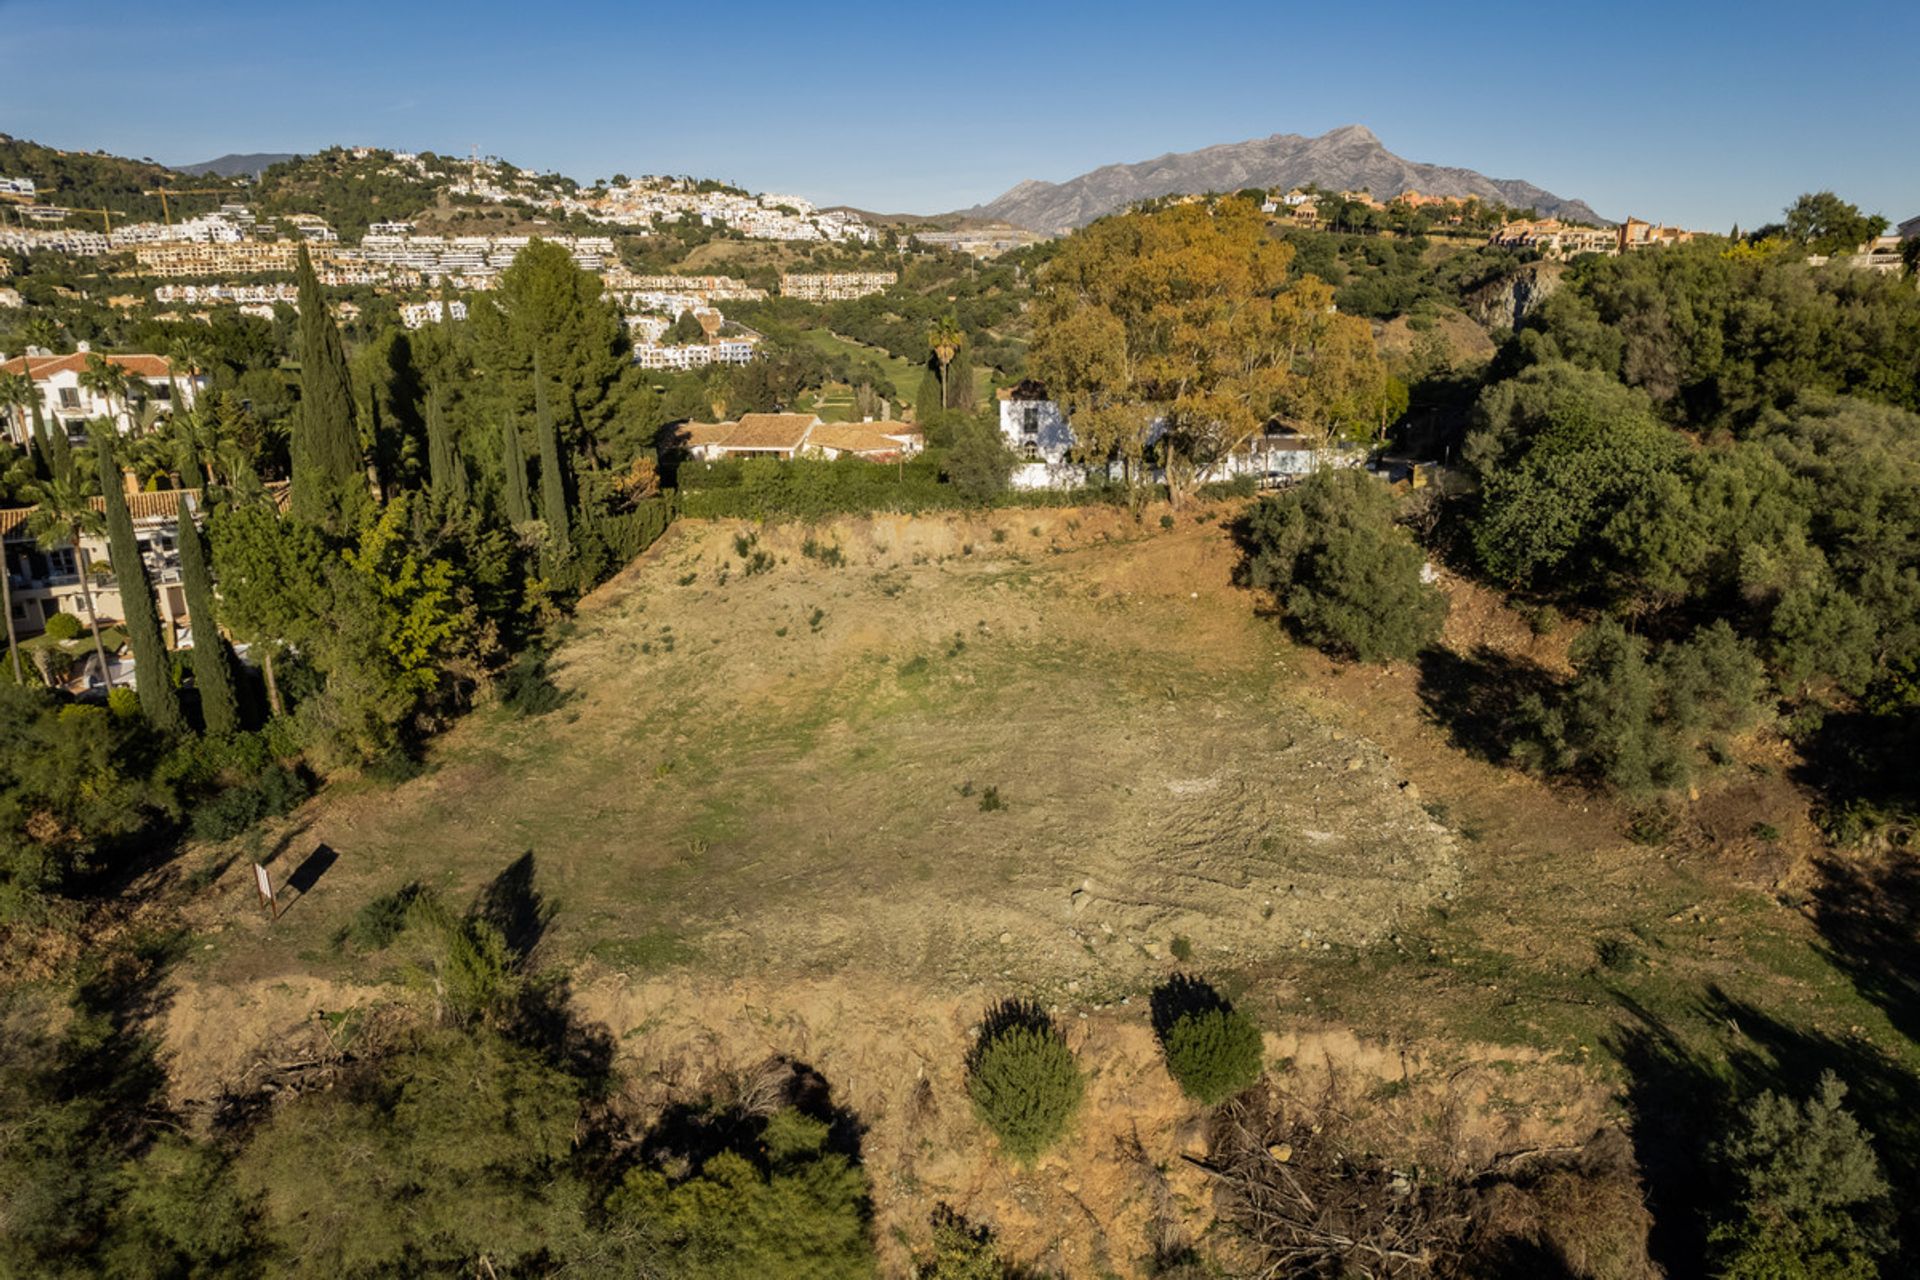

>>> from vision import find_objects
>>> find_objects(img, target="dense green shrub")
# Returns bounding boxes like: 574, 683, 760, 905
915, 1206, 1007, 1279
187, 764, 308, 842
605, 1107, 874, 1279
1514, 619, 1768, 793
40, 612, 81, 643
1237, 468, 1447, 663
1151, 974, 1264, 1105
1465, 362, 1684, 592
1162, 1004, 1264, 1105
237, 1026, 583, 1276
676, 453, 1132, 521
966, 999, 1083, 1163
1709, 1072, 1893, 1279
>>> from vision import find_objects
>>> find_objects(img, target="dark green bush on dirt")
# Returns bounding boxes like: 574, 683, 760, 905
1151, 974, 1263, 1105
966, 999, 1083, 1163
1236, 468, 1446, 663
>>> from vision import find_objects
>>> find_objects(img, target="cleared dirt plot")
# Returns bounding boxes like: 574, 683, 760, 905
165, 505, 1914, 1275
188, 508, 1461, 991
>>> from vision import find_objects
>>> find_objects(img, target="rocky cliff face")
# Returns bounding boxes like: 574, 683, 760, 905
1465, 261, 1566, 333
957, 125, 1606, 234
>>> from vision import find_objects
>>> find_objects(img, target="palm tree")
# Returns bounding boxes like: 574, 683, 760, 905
0, 371, 35, 448
24, 465, 112, 693
18, 315, 63, 372
78, 353, 132, 441
927, 314, 965, 410
164, 334, 212, 423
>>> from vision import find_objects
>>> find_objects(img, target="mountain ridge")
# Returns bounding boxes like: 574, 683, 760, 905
177, 152, 298, 178
955, 125, 1606, 233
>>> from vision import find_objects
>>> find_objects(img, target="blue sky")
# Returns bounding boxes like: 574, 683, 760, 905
3, 0, 1915, 229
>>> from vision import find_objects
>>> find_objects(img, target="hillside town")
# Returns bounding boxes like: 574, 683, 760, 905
0, 91, 1918, 1280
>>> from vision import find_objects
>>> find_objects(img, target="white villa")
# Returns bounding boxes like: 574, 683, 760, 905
0, 350, 198, 444
996, 381, 1367, 490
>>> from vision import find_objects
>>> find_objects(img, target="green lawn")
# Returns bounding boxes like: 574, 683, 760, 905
792, 328, 992, 410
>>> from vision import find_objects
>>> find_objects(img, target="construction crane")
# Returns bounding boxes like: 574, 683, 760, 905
142, 188, 240, 225
4, 202, 121, 233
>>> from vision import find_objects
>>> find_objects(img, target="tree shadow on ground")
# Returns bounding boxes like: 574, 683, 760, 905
1791, 707, 1920, 844
1607, 983, 1920, 1277
472, 849, 553, 965
1149, 972, 1233, 1045
636, 1056, 867, 1181
1417, 644, 1560, 764
1811, 850, 1920, 1046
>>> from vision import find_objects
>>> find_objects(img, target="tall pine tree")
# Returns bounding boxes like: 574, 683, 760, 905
534, 349, 570, 556
176, 493, 239, 735
291, 244, 366, 532
500, 412, 532, 525
95, 433, 184, 732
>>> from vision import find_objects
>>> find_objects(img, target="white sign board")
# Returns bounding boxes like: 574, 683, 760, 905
253, 862, 278, 917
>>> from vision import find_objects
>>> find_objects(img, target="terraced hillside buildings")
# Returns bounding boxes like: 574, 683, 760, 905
779, 270, 897, 301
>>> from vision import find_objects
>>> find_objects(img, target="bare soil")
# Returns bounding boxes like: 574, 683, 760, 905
154, 503, 1896, 1274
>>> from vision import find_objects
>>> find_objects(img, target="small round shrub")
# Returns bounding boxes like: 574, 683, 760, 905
966, 999, 1083, 1163
106, 686, 140, 720
1162, 1004, 1264, 1104
42, 612, 82, 643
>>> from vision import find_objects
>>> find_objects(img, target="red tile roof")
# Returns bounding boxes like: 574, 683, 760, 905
0, 353, 175, 381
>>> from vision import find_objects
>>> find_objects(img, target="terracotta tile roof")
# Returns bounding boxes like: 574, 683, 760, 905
0, 489, 200, 539
0, 352, 175, 381
681, 421, 738, 448
806, 424, 908, 456
722, 413, 819, 451
101, 489, 201, 521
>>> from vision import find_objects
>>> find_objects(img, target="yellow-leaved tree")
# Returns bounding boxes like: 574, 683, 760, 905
1030, 197, 1397, 506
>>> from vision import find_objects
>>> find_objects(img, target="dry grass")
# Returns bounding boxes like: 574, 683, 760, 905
158, 503, 1908, 1275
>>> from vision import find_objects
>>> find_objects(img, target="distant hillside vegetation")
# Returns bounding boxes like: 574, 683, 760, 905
957, 125, 1606, 234
0, 134, 245, 225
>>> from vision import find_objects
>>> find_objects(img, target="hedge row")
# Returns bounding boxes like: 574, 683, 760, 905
673, 456, 1256, 522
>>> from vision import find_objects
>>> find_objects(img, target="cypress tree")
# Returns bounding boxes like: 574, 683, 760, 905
291, 244, 366, 531
534, 350, 569, 555
426, 388, 454, 504
176, 493, 238, 735
946, 345, 976, 413
500, 413, 531, 524
917, 366, 943, 425
36, 399, 71, 485
95, 432, 184, 733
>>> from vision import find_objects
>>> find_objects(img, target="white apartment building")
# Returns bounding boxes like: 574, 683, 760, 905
399, 299, 470, 329
154, 283, 302, 307
0, 177, 37, 198
780, 271, 897, 302
0, 350, 198, 444
633, 337, 757, 371
0, 228, 110, 256
996, 382, 1364, 490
